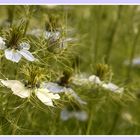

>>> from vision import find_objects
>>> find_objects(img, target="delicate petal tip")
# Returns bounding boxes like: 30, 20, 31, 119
0, 37, 6, 50
4, 49, 22, 63
19, 50, 35, 62
19, 42, 30, 50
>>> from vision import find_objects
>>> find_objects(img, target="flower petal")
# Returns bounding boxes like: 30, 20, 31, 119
0, 80, 30, 98
42, 82, 65, 93
36, 88, 60, 107
65, 88, 87, 105
19, 42, 30, 50
0, 37, 6, 50
102, 82, 124, 93
60, 108, 72, 121
74, 111, 88, 121
5, 49, 22, 63
19, 49, 35, 62
89, 75, 102, 85
45, 31, 60, 40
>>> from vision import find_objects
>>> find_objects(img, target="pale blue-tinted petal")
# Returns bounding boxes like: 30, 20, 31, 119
19, 50, 35, 62
45, 31, 60, 40
66, 88, 87, 105
74, 111, 88, 121
42, 82, 65, 94
5, 49, 22, 63
60, 108, 72, 121
19, 42, 30, 50
0, 37, 6, 50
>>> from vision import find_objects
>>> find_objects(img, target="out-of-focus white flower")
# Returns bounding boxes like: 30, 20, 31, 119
102, 82, 124, 93
0, 79, 60, 107
121, 112, 134, 124
71, 74, 89, 86
89, 75, 102, 85
28, 29, 43, 37
60, 107, 88, 121
124, 57, 140, 66
45, 31, 60, 40
42, 82, 86, 105
0, 38, 35, 63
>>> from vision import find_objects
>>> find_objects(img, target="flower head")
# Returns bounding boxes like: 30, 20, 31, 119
60, 107, 88, 121
0, 79, 60, 107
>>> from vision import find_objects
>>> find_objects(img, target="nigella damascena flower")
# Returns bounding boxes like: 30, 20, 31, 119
0, 37, 35, 63
72, 73, 124, 94
124, 57, 140, 66
0, 79, 60, 107
42, 82, 86, 105
60, 107, 88, 121
45, 31, 61, 41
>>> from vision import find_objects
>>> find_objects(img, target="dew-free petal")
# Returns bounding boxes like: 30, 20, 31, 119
102, 82, 124, 93
42, 82, 65, 93
36, 88, 60, 107
19, 49, 35, 62
5, 49, 22, 63
0, 80, 30, 98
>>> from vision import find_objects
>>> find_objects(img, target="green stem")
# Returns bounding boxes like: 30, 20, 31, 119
86, 108, 94, 135
105, 6, 122, 64
126, 26, 140, 82
108, 105, 121, 135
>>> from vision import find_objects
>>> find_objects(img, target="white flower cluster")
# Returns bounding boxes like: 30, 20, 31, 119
72, 74, 124, 94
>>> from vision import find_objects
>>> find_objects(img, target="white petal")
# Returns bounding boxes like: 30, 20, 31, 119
19, 50, 35, 62
42, 82, 65, 93
74, 111, 88, 121
36, 88, 60, 107
60, 108, 72, 121
65, 88, 87, 105
19, 42, 30, 50
5, 49, 22, 63
0, 37, 6, 50
0, 80, 30, 98
89, 75, 102, 85
45, 31, 60, 40
102, 82, 124, 93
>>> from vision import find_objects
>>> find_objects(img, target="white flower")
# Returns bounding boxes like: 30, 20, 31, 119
0, 79, 60, 107
0, 37, 35, 63
71, 74, 89, 86
102, 82, 124, 93
42, 82, 86, 105
72, 74, 123, 94
45, 31, 60, 40
88, 75, 102, 85
60, 108, 88, 121
124, 57, 140, 66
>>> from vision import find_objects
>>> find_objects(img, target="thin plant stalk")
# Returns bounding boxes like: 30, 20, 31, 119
105, 6, 122, 64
